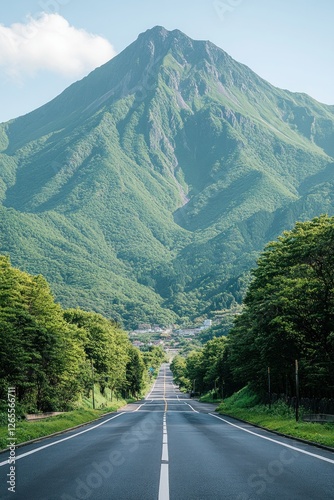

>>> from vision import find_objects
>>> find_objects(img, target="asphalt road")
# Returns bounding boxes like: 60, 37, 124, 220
1, 364, 334, 499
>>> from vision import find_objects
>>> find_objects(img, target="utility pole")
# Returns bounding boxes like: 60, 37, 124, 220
91, 359, 95, 410
295, 360, 299, 422
268, 367, 271, 410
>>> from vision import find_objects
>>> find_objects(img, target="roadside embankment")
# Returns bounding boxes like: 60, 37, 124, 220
203, 387, 334, 448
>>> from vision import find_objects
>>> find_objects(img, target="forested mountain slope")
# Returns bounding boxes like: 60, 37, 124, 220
0, 26, 333, 327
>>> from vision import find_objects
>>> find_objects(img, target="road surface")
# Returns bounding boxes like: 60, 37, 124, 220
1, 364, 334, 499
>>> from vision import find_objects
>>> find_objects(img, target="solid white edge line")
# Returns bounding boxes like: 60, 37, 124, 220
146, 377, 159, 399
209, 414, 334, 465
134, 402, 147, 412
0, 412, 126, 467
184, 402, 199, 413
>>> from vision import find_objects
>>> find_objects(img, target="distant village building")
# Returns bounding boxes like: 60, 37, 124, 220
138, 323, 152, 332
132, 340, 144, 347
174, 328, 201, 336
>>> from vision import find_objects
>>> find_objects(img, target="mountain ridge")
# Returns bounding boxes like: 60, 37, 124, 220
0, 26, 333, 327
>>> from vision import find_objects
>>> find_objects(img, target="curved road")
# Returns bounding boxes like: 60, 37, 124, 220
1, 364, 334, 499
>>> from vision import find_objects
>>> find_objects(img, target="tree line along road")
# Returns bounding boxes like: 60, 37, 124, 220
1, 363, 334, 499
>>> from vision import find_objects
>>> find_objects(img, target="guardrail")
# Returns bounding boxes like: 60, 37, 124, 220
25, 412, 64, 421
302, 413, 334, 423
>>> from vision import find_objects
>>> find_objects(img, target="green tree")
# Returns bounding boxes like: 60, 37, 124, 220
0, 256, 85, 411
186, 350, 205, 395
171, 339, 229, 396
63, 309, 129, 397
227, 215, 334, 397
170, 355, 190, 390
202, 337, 227, 395
142, 346, 167, 375
123, 345, 146, 398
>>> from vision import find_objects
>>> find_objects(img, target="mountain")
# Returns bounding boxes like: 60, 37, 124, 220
0, 26, 334, 328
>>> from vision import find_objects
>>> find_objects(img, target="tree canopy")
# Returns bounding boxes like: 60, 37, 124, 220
0, 256, 149, 412
227, 215, 334, 397
171, 215, 334, 401
171, 336, 228, 396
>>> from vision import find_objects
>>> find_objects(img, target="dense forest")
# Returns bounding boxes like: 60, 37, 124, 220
0, 255, 165, 413
171, 215, 334, 400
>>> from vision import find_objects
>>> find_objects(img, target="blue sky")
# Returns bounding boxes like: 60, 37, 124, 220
0, 0, 333, 122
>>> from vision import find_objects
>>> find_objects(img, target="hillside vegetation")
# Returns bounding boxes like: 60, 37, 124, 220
0, 255, 165, 415
0, 27, 334, 326
171, 216, 334, 400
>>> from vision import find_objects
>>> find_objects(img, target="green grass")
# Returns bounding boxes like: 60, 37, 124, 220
0, 403, 126, 452
199, 391, 223, 404
79, 384, 129, 410
0, 383, 130, 451
0, 378, 158, 452
217, 387, 334, 448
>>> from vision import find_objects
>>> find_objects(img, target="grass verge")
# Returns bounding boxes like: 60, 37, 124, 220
216, 386, 334, 448
0, 377, 159, 452
199, 391, 223, 404
0, 402, 128, 452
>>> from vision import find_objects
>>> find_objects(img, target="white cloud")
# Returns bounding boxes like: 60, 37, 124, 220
0, 14, 116, 81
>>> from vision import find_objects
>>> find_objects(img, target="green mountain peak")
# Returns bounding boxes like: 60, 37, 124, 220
0, 27, 334, 328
